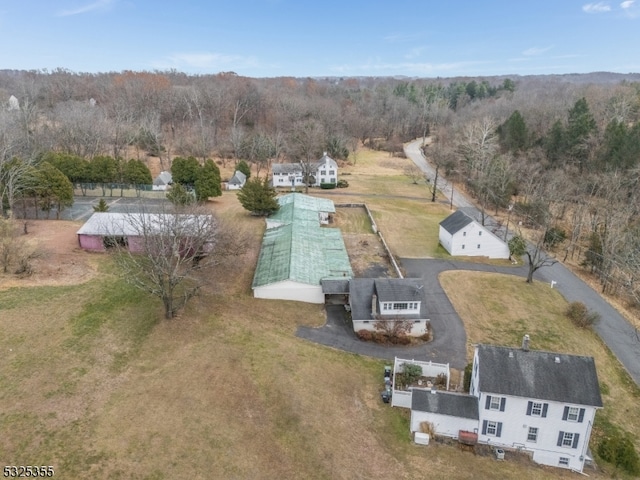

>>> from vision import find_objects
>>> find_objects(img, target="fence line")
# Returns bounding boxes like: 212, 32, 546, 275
335, 203, 403, 278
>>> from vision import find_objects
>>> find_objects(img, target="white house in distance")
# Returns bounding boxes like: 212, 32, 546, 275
226, 170, 247, 190
438, 210, 510, 259
272, 152, 338, 188
407, 337, 603, 473
349, 278, 429, 337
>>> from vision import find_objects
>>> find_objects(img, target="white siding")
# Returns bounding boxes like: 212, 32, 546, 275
253, 280, 324, 303
352, 319, 429, 337
411, 410, 478, 438
477, 392, 597, 472
440, 222, 509, 259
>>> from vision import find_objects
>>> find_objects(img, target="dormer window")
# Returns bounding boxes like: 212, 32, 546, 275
380, 302, 420, 314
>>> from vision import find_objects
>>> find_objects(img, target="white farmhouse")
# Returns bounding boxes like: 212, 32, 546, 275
406, 337, 603, 473
438, 210, 510, 259
272, 152, 338, 188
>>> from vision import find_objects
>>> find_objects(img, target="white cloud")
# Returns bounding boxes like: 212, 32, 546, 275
57, 0, 116, 16
582, 2, 612, 12
522, 46, 554, 56
152, 52, 258, 72
620, 0, 640, 17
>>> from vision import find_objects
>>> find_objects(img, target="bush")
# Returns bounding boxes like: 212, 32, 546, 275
566, 301, 600, 328
320, 182, 337, 189
463, 363, 473, 392
356, 330, 372, 341
544, 226, 567, 249
598, 429, 640, 475
337, 179, 349, 188
402, 363, 423, 385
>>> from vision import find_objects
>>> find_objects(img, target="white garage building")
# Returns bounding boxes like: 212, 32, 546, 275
438, 210, 510, 259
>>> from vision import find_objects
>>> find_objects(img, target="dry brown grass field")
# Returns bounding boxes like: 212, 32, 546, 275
0, 147, 635, 479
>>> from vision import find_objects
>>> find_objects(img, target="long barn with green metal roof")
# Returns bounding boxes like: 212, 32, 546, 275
252, 193, 352, 303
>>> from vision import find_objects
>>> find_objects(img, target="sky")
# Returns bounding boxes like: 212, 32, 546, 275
0, 0, 639, 78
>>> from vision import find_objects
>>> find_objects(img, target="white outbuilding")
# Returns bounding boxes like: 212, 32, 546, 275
438, 210, 510, 259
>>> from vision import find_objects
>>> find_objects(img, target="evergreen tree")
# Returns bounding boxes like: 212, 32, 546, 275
544, 120, 566, 167
93, 199, 109, 212
124, 159, 152, 188
35, 162, 74, 219
236, 159, 251, 179
194, 159, 221, 202
171, 156, 201, 187
89, 156, 118, 195
566, 97, 597, 171
237, 177, 279, 216
498, 110, 528, 152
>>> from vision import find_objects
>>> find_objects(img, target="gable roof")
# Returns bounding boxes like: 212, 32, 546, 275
252, 222, 352, 288
439, 210, 474, 235
476, 344, 603, 407
229, 170, 246, 185
153, 171, 172, 186
76, 212, 212, 237
349, 278, 427, 320
321, 278, 350, 294
412, 389, 479, 420
268, 193, 336, 228
313, 153, 338, 170
272, 163, 303, 175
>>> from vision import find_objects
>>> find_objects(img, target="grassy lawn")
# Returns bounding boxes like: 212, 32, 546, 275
1, 267, 611, 479
1, 147, 635, 479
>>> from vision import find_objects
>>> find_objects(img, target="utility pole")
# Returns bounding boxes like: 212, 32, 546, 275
504, 203, 514, 241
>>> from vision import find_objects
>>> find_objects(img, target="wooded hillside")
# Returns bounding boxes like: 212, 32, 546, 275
1, 69, 640, 310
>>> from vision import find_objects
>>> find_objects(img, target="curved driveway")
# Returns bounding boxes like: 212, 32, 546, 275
405, 139, 640, 386
296, 259, 527, 370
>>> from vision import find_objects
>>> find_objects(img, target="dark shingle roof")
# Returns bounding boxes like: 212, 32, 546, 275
349, 278, 376, 320
411, 390, 479, 420
477, 344, 603, 407
229, 170, 246, 185
321, 279, 350, 294
439, 210, 473, 235
349, 278, 427, 320
272, 163, 303, 174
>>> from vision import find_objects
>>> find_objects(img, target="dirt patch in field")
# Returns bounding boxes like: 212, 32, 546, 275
0, 220, 99, 290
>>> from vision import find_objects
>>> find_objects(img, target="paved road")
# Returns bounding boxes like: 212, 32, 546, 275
404, 139, 640, 386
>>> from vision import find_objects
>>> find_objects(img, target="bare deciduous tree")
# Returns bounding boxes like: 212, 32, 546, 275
111, 206, 248, 319
373, 315, 414, 339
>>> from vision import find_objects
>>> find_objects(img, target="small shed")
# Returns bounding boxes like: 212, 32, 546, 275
227, 170, 247, 190
152, 171, 173, 191
438, 210, 510, 259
